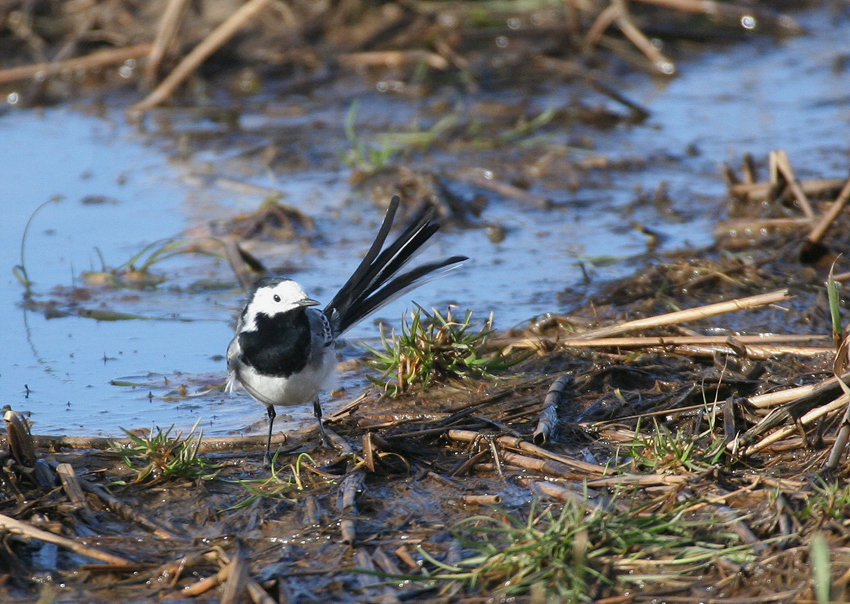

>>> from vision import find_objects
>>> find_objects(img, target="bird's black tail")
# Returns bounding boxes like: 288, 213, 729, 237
324, 196, 467, 336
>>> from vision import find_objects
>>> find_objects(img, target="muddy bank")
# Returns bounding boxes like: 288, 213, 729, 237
3, 0, 850, 602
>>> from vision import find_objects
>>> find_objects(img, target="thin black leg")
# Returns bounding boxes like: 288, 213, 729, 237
265, 405, 276, 466
313, 399, 331, 446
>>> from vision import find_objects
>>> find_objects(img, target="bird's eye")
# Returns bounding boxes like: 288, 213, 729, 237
273, 294, 281, 303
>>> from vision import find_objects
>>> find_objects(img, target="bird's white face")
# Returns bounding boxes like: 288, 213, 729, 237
242, 279, 317, 331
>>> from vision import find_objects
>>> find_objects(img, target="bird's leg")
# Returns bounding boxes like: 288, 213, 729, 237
313, 399, 332, 447
265, 405, 276, 467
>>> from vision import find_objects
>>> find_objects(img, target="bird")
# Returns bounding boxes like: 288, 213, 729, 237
226, 196, 467, 463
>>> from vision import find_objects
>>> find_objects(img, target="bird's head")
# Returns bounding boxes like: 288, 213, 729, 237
241, 278, 319, 330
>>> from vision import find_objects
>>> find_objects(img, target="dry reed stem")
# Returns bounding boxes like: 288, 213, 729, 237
3, 408, 36, 467
144, 0, 191, 86
340, 469, 365, 546
631, 0, 801, 33
524, 479, 591, 505
533, 374, 571, 445
534, 55, 650, 117
563, 334, 827, 348
653, 344, 831, 359
129, 0, 274, 114
339, 50, 449, 70
773, 149, 814, 218
460, 494, 503, 505
748, 384, 818, 409
714, 217, 814, 237
808, 176, 850, 244
566, 289, 792, 341
736, 393, 850, 456
0, 44, 152, 85
613, 0, 675, 74
0, 513, 132, 565
585, 473, 687, 487
221, 543, 249, 604
824, 378, 850, 470
446, 429, 607, 474
452, 170, 551, 207
55, 463, 89, 509
729, 177, 846, 201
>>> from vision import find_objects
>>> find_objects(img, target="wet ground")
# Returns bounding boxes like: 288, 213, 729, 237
3, 1, 850, 602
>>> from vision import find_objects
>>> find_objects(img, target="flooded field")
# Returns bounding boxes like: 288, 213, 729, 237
3, 1, 850, 602
3, 6, 848, 437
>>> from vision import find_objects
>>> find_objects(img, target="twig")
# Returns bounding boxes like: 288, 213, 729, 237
729, 178, 846, 201
748, 383, 818, 409
533, 375, 571, 445
824, 377, 850, 471
77, 476, 183, 540
0, 513, 131, 566
3, 408, 36, 467
613, 0, 675, 75
339, 469, 365, 546
339, 50, 449, 70
630, 0, 802, 34
451, 170, 551, 208
808, 176, 850, 245
221, 542, 249, 604
447, 429, 607, 474
773, 150, 814, 218
55, 463, 89, 509
129, 0, 274, 114
460, 494, 502, 505
736, 393, 849, 456
144, 0, 192, 86
562, 334, 827, 348
0, 44, 152, 85
565, 289, 792, 341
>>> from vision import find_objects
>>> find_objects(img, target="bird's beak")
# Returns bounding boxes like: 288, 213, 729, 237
300, 298, 321, 307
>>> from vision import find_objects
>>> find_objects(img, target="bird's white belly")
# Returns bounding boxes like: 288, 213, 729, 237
238, 347, 336, 408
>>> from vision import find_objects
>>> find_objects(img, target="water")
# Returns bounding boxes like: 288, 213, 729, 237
1, 7, 848, 437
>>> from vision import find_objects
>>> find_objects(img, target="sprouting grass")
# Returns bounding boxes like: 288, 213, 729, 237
82, 237, 222, 289
363, 305, 530, 396
343, 100, 401, 174
410, 496, 753, 601
226, 453, 333, 510
13, 195, 63, 295
802, 478, 850, 523
111, 420, 217, 484
623, 416, 727, 474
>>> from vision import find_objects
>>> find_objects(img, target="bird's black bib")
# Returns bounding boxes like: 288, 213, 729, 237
239, 308, 312, 377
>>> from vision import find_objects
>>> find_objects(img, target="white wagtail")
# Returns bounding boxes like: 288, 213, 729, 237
226, 196, 467, 462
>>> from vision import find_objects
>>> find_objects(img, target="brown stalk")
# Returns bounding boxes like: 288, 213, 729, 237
714, 217, 814, 238
0, 44, 152, 85
747, 384, 818, 409
55, 463, 89, 509
736, 393, 849, 457
451, 170, 551, 208
772, 150, 814, 218
729, 177, 846, 201
533, 374, 571, 445
563, 334, 827, 348
129, 0, 274, 114
447, 429, 607, 474
808, 176, 850, 245
144, 0, 192, 86
77, 474, 183, 540
565, 289, 792, 341
460, 494, 502, 505
338, 50, 449, 70
340, 469, 365, 546
0, 513, 132, 566
613, 0, 675, 75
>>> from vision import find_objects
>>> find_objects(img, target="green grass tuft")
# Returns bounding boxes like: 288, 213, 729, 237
111, 420, 217, 484
363, 305, 529, 396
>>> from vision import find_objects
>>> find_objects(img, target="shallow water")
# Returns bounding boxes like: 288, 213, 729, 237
1, 7, 848, 437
